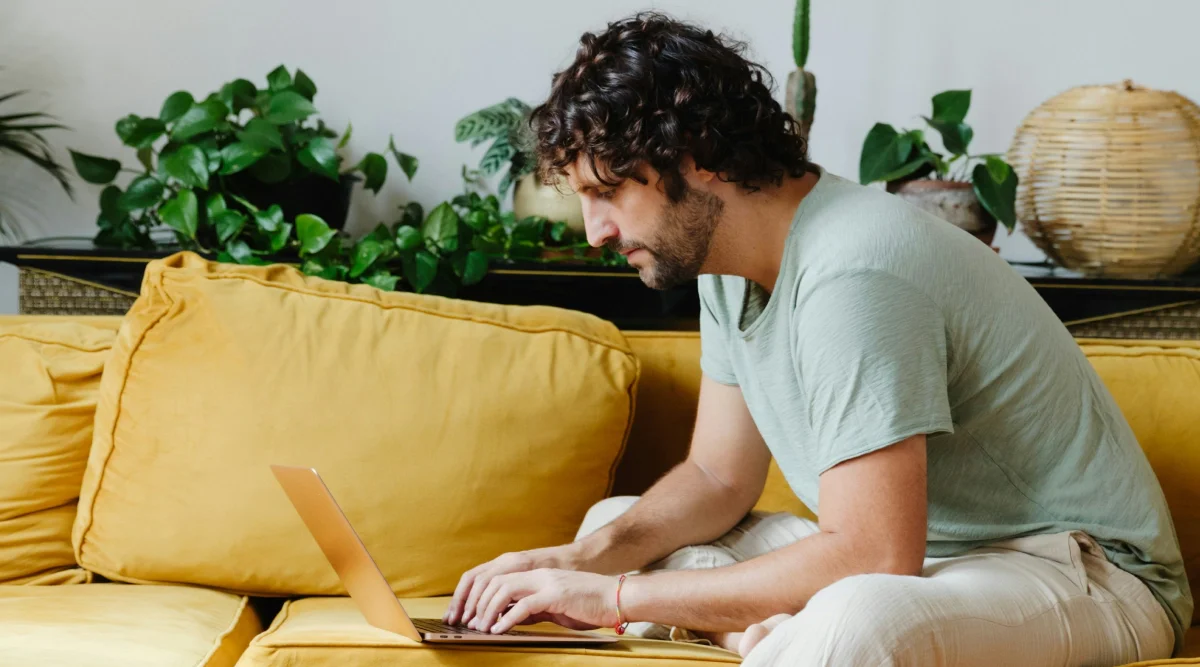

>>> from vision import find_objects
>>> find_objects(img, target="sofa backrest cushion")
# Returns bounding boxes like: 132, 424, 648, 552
0, 321, 113, 584
72, 252, 639, 596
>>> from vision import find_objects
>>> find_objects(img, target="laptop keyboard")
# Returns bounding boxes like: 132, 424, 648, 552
412, 618, 536, 637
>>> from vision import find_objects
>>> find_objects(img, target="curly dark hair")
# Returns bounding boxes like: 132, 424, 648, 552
530, 12, 810, 202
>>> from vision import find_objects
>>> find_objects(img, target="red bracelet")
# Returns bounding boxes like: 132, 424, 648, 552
614, 574, 630, 635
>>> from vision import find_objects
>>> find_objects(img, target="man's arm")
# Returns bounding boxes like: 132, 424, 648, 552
619, 434, 928, 631
479, 433, 927, 634
445, 375, 771, 625
571, 376, 772, 574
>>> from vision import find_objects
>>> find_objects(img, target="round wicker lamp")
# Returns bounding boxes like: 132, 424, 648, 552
1007, 81, 1200, 277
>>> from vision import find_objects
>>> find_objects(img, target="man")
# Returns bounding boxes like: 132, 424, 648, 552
443, 12, 1191, 666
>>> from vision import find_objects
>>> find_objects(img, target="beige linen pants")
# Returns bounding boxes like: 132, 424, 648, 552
577, 497, 1174, 667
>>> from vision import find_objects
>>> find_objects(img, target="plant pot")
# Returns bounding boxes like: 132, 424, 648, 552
888, 179, 997, 246
224, 171, 357, 230
512, 172, 585, 234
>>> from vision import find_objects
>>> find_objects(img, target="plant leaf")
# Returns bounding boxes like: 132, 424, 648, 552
422, 202, 459, 251
172, 100, 229, 141
858, 123, 917, 184
136, 146, 155, 172
236, 118, 285, 151
479, 136, 516, 176
253, 204, 285, 232
224, 239, 265, 264
461, 250, 488, 286
350, 237, 387, 278
160, 144, 209, 188
395, 224, 421, 251
402, 250, 438, 293
454, 101, 522, 144
159, 91, 195, 123
99, 185, 123, 223
70, 150, 121, 184
117, 175, 164, 211
972, 161, 1018, 231
293, 69, 317, 100
387, 135, 418, 181
297, 137, 339, 181
362, 270, 400, 291
219, 142, 267, 175
400, 201, 423, 228
249, 151, 291, 183
116, 116, 165, 149
160, 189, 199, 239
931, 90, 971, 124
296, 213, 336, 254
219, 79, 258, 113
265, 91, 317, 125
549, 221, 569, 242
267, 221, 293, 252
357, 152, 387, 194
206, 193, 227, 220
923, 117, 973, 156
193, 136, 223, 173
266, 65, 291, 92
498, 171, 515, 198
338, 122, 353, 149
985, 155, 1008, 184
213, 209, 247, 243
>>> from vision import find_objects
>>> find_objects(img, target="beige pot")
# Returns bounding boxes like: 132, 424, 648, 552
511, 172, 585, 234
889, 179, 996, 246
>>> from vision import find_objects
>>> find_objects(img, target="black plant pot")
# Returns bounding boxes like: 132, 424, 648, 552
224, 171, 357, 230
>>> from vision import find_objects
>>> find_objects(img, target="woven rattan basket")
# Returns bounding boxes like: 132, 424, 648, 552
1008, 81, 1200, 278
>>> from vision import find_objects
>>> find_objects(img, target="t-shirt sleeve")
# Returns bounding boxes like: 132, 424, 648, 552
795, 270, 953, 473
699, 282, 739, 386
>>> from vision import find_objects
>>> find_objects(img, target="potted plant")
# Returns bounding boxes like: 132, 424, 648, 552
786, 0, 816, 139
858, 89, 1018, 245
0, 90, 72, 243
67, 65, 418, 251
454, 98, 584, 233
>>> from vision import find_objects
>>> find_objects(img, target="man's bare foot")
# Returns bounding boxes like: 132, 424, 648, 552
738, 614, 792, 657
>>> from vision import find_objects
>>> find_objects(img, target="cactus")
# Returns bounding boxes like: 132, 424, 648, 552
787, 0, 817, 140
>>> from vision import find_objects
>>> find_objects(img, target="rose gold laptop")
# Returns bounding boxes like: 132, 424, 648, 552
270, 465, 618, 645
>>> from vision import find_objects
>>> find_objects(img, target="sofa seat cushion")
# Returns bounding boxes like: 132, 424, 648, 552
0, 583, 260, 667
0, 320, 114, 584
235, 596, 739, 667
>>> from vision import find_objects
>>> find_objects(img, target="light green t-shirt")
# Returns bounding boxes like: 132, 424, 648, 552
699, 170, 1192, 650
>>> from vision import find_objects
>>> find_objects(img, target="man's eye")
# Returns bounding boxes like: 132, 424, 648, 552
596, 189, 616, 201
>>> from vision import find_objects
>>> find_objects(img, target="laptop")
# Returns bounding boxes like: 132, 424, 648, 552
270, 464, 619, 645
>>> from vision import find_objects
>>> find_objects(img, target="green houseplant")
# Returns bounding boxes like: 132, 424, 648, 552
786, 0, 817, 139
68, 65, 418, 252
0, 90, 72, 243
859, 89, 1018, 244
455, 98, 584, 232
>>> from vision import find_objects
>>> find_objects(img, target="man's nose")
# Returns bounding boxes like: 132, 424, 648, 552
583, 205, 618, 249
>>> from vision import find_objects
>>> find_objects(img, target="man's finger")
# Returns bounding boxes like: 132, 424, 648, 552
461, 566, 500, 626
491, 595, 546, 634
478, 579, 521, 634
468, 572, 506, 629
444, 569, 479, 624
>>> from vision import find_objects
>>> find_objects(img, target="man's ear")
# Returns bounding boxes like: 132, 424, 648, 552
679, 154, 716, 185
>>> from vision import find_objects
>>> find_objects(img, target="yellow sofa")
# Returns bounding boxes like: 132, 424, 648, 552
2, 299, 1199, 666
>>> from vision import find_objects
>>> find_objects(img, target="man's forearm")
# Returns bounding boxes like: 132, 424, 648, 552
619, 529, 919, 631
566, 459, 758, 575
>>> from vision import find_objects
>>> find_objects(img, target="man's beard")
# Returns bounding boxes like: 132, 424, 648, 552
609, 185, 724, 290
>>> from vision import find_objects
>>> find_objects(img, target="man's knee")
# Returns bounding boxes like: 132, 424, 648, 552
788, 573, 928, 663
575, 496, 639, 540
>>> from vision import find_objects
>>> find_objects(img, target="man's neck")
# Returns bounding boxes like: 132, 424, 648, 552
702, 169, 821, 294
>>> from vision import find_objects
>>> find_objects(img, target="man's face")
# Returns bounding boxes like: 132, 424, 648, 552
565, 159, 725, 290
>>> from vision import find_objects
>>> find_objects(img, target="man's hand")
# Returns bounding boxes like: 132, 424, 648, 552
444, 545, 580, 626
467, 569, 619, 634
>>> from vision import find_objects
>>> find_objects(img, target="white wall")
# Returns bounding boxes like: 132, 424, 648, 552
3, 0, 1200, 313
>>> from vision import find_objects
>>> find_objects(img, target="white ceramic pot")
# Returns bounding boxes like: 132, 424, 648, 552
511, 172, 585, 234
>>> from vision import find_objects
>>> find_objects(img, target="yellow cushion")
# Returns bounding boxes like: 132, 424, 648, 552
236, 596, 739, 667
1083, 342, 1200, 625
0, 582, 260, 667
74, 252, 639, 597
0, 321, 113, 584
